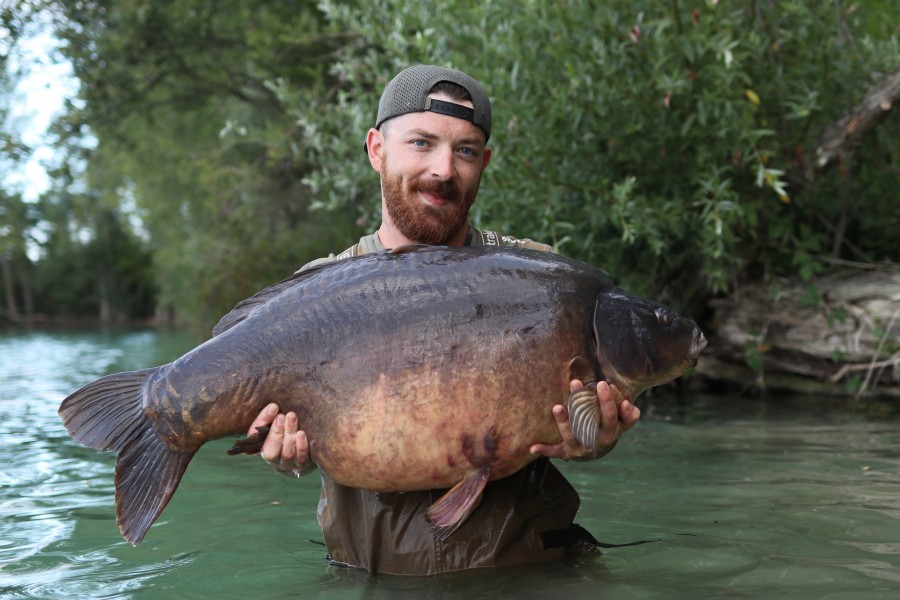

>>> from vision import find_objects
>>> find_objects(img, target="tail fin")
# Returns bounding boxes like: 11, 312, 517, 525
58, 368, 195, 545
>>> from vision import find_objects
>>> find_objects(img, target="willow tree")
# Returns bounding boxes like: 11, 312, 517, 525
49, 0, 360, 329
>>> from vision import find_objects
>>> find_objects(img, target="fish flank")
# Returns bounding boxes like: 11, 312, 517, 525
58, 245, 705, 543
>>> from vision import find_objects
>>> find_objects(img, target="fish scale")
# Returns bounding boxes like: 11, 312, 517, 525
59, 245, 706, 544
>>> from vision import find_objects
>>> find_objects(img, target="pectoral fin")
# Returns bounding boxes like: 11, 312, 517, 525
567, 383, 600, 450
226, 426, 270, 456
426, 467, 490, 540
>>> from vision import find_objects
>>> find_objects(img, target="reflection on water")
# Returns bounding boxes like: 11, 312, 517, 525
1, 329, 900, 599
0, 329, 200, 599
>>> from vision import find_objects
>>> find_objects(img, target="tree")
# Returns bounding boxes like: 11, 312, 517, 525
1, 14, 34, 323
48, 0, 360, 329
22, 179, 156, 323
0, 191, 34, 323
291, 0, 899, 310
8, 0, 896, 344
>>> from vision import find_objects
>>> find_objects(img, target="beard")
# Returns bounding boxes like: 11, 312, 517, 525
381, 162, 479, 246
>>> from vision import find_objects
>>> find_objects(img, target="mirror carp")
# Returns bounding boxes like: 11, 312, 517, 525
59, 245, 707, 545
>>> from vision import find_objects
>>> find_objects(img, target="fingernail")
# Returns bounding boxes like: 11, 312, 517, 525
267, 404, 278, 415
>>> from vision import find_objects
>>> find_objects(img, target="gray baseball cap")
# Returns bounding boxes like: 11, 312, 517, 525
375, 65, 492, 141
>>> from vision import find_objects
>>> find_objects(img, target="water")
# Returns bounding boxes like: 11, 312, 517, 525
1, 329, 899, 599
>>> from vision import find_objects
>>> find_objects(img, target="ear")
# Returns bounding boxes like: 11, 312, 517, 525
366, 128, 384, 172
481, 145, 492, 171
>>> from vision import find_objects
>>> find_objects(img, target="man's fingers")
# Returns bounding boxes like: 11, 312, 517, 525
595, 382, 621, 446
295, 430, 310, 464
261, 414, 285, 462
619, 401, 641, 430
532, 404, 572, 458
552, 404, 578, 443
529, 442, 564, 459
552, 404, 568, 424
281, 412, 299, 461
598, 385, 618, 428
607, 385, 632, 415
247, 403, 279, 436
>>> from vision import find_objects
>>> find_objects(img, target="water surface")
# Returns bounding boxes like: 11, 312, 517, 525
1, 329, 899, 599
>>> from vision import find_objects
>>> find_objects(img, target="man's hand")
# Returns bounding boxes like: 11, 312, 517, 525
529, 380, 640, 461
249, 403, 316, 477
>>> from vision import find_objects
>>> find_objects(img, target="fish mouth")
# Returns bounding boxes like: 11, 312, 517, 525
689, 329, 708, 365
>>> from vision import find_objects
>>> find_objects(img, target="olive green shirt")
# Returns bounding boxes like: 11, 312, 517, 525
298, 227, 553, 273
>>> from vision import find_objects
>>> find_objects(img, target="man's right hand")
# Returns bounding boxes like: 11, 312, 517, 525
249, 403, 316, 477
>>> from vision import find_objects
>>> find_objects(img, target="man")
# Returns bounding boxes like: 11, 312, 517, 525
248, 65, 641, 575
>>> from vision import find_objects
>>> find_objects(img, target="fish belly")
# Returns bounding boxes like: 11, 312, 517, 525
303, 339, 574, 492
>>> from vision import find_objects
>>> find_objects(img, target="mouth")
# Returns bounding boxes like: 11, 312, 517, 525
419, 191, 454, 207
415, 178, 460, 208
690, 329, 709, 364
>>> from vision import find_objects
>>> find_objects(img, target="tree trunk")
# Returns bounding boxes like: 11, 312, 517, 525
697, 262, 900, 398
97, 275, 112, 323
20, 266, 33, 324
1, 252, 19, 322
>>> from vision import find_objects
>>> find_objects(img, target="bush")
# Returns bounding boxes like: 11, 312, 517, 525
289, 0, 899, 309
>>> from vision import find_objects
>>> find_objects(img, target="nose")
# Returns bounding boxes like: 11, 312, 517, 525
430, 147, 454, 180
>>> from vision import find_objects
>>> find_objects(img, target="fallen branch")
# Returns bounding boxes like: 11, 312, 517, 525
850, 308, 900, 401
701, 267, 900, 397
816, 66, 900, 168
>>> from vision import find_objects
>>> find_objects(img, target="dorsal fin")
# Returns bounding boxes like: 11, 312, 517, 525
211, 246, 433, 337
211, 263, 330, 337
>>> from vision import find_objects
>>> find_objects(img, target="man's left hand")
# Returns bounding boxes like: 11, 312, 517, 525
529, 380, 640, 461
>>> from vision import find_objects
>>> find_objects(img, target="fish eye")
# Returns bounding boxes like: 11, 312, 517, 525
655, 308, 674, 326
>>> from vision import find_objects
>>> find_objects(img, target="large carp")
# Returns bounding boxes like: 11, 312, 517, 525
59, 245, 706, 545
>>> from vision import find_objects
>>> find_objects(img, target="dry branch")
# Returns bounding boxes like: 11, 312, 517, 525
816, 66, 900, 168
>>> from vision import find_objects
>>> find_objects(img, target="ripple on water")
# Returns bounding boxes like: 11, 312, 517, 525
833, 541, 900, 556
0, 549, 198, 599
4, 333, 900, 599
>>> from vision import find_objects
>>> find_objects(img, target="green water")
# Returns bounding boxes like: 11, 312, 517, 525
1, 329, 899, 599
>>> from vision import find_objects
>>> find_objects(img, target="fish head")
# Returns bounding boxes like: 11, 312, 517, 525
591, 290, 707, 401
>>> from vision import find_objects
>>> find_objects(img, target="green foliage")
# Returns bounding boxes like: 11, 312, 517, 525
0, 191, 33, 322
0, 183, 155, 322
3, 0, 897, 329
31, 195, 156, 320
290, 0, 899, 308
0, 4, 28, 175
45, 0, 360, 330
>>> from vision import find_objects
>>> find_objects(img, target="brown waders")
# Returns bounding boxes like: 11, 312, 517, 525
318, 458, 590, 575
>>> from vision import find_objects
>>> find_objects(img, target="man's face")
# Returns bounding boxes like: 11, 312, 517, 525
370, 93, 492, 245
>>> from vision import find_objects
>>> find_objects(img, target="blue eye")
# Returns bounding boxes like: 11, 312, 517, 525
412, 140, 427, 147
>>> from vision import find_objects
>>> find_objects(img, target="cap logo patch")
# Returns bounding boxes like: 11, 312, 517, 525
424, 98, 475, 123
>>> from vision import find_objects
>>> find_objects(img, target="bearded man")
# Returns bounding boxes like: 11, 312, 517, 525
248, 65, 641, 575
